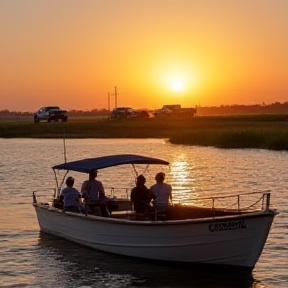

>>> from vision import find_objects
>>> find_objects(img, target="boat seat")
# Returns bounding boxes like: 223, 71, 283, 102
154, 212, 167, 221
130, 212, 155, 221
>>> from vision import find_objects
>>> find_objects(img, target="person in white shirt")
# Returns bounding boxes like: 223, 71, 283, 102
150, 172, 172, 213
81, 170, 105, 202
60, 176, 81, 212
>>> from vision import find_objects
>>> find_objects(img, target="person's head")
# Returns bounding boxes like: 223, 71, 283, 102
89, 169, 98, 179
66, 176, 75, 187
155, 172, 165, 183
136, 174, 146, 185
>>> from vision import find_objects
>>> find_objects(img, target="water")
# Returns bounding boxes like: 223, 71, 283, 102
0, 138, 287, 288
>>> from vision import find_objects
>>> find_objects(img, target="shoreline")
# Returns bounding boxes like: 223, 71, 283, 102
1, 114, 288, 151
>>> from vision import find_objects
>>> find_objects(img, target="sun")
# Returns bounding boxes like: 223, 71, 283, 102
170, 80, 184, 92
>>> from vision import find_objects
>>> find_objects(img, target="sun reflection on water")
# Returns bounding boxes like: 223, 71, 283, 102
169, 155, 199, 205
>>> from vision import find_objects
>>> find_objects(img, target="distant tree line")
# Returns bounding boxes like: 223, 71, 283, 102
1, 102, 288, 116
196, 102, 288, 116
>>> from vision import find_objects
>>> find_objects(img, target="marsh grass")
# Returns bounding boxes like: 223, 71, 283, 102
1, 114, 288, 150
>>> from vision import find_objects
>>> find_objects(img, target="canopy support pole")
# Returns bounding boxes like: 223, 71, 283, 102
53, 169, 69, 199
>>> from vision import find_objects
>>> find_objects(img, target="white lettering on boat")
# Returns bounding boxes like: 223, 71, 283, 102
209, 220, 247, 232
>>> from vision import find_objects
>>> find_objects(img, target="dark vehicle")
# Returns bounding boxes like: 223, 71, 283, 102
111, 107, 136, 119
154, 104, 197, 117
135, 109, 150, 118
154, 107, 173, 117
34, 106, 68, 123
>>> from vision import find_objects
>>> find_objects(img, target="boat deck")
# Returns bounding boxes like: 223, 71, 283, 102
37, 190, 269, 221
110, 205, 251, 221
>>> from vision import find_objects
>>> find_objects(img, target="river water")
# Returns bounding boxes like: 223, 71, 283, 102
0, 138, 287, 288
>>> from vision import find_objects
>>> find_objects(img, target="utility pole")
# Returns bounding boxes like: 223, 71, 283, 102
108, 92, 110, 111
114, 86, 118, 108
109, 86, 119, 110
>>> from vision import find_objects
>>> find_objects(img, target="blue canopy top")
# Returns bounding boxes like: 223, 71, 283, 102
52, 154, 169, 173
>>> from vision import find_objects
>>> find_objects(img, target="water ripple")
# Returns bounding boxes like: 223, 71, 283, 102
0, 139, 287, 288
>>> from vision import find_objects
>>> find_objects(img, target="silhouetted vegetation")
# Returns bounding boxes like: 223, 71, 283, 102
196, 102, 288, 116
1, 114, 288, 151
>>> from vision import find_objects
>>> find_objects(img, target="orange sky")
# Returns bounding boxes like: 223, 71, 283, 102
1, 0, 287, 112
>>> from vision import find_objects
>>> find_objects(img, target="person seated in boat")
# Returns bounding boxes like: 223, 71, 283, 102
150, 172, 172, 213
81, 169, 111, 216
60, 176, 81, 213
130, 174, 155, 214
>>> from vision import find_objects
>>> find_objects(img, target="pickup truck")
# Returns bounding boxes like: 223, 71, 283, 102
154, 104, 197, 117
34, 106, 68, 123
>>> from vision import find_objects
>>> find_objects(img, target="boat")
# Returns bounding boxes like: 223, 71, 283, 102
33, 154, 278, 270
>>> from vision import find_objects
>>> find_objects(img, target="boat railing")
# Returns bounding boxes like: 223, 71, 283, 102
32, 187, 132, 207
33, 188, 272, 215
32, 188, 58, 204
107, 187, 131, 199
184, 190, 272, 212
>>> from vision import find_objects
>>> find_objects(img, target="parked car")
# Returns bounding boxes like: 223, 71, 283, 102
111, 107, 136, 119
154, 107, 173, 117
34, 106, 68, 123
135, 109, 150, 118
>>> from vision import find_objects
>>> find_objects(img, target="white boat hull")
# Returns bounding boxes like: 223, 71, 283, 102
34, 204, 276, 269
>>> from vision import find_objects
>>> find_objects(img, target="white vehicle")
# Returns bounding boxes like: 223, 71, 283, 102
34, 106, 68, 123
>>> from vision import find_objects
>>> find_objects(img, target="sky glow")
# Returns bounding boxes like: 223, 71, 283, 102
0, 0, 287, 112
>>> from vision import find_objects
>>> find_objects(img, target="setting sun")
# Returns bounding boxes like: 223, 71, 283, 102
170, 80, 184, 92
151, 57, 200, 100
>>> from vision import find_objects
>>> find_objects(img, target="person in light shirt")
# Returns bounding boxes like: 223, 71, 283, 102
81, 170, 105, 202
60, 176, 81, 212
150, 172, 172, 213
81, 169, 111, 216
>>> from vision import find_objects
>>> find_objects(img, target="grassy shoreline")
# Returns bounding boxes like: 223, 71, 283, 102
1, 114, 288, 151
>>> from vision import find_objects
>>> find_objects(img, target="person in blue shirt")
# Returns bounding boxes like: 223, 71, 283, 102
60, 176, 81, 212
